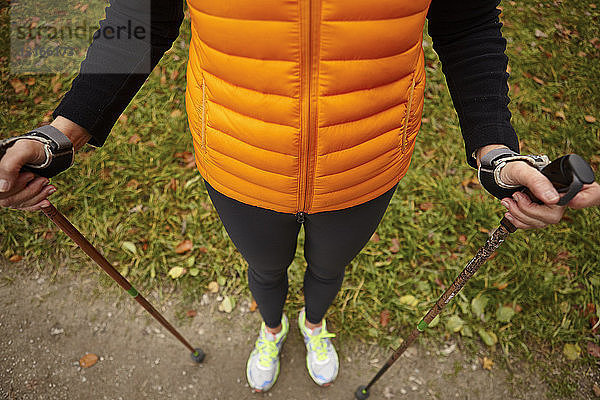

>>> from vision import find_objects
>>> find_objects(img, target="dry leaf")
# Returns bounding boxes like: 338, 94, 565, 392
9, 255, 23, 262
170, 69, 180, 80
249, 299, 258, 312
479, 227, 490, 234
170, 109, 182, 118
593, 384, 600, 398
494, 282, 509, 290
26, 77, 36, 85
587, 342, 600, 358
186, 310, 197, 318
126, 179, 139, 189
118, 114, 128, 124
10, 79, 26, 94
52, 81, 62, 93
79, 353, 98, 368
198, 246, 208, 253
541, 106, 552, 113
379, 309, 391, 327
458, 234, 467, 244
128, 134, 141, 144
208, 281, 219, 293
33, 96, 42, 104
389, 238, 400, 253
370, 232, 380, 242
175, 239, 193, 254
419, 202, 434, 211
482, 357, 494, 370
534, 29, 548, 38
168, 266, 186, 279
555, 110, 566, 120
532, 76, 545, 85
584, 115, 596, 123
175, 151, 195, 164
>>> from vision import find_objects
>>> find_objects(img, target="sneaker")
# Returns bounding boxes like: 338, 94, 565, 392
298, 308, 339, 386
246, 314, 289, 392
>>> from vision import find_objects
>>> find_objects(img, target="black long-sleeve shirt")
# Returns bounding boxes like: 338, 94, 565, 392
52, 0, 519, 168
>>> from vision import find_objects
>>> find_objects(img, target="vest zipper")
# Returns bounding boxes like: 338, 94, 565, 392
201, 77, 207, 151
297, 0, 316, 222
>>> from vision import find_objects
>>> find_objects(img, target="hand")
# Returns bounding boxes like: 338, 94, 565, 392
0, 117, 91, 212
567, 182, 600, 209
497, 160, 565, 229
0, 139, 56, 211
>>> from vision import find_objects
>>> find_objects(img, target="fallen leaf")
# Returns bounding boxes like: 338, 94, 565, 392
9, 255, 23, 262
43, 230, 54, 240
189, 268, 199, 277
496, 306, 516, 323
479, 227, 490, 234
472, 295, 489, 319
478, 328, 498, 346
534, 29, 548, 38
186, 310, 197, 318
118, 114, 128, 124
593, 384, 600, 398
541, 106, 552, 113
128, 134, 141, 144
249, 299, 258, 312
79, 353, 98, 368
126, 179, 139, 189
52, 81, 62, 93
532, 76, 545, 85
555, 110, 566, 120
170, 69, 180, 80
198, 246, 208, 253
26, 77, 36, 85
208, 281, 219, 293
446, 315, 465, 333
33, 96, 42, 104
389, 238, 400, 254
494, 282, 508, 290
175, 239, 193, 254
370, 232, 380, 242
10, 78, 26, 94
482, 356, 494, 370
458, 234, 467, 244
121, 241, 137, 255
174, 151, 195, 163
170, 109, 182, 118
585, 115, 596, 123
168, 266, 185, 279
399, 295, 419, 307
563, 343, 580, 361
218, 296, 235, 313
587, 342, 600, 358
379, 309, 391, 327
419, 202, 434, 211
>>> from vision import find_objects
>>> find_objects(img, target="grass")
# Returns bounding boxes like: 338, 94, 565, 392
1, 1, 599, 398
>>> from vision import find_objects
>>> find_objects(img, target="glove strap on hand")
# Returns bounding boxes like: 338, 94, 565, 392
478, 148, 550, 200
0, 125, 74, 178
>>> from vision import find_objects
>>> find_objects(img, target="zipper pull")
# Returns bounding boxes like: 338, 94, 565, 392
296, 212, 305, 224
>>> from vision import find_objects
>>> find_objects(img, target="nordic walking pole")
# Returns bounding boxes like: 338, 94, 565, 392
355, 154, 595, 400
39, 202, 206, 364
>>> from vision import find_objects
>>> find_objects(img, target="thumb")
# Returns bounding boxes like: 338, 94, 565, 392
0, 140, 44, 192
502, 162, 560, 204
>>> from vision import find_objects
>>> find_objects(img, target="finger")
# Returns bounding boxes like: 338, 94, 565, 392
511, 192, 564, 225
567, 183, 600, 209
15, 185, 56, 209
502, 163, 560, 204
0, 177, 49, 209
19, 199, 51, 212
0, 141, 43, 193
501, 198, 546, 229
503, 213, 533, 230
0, 172, 36, 199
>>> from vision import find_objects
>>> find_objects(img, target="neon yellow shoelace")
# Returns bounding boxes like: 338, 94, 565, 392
256, 336, 279, 368
308, 329, 336, 362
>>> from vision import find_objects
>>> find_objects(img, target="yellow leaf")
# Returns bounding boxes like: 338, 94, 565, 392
482, 357, 494, 370
168, 266, 185, 279
584, 115, 596, 123
208, 281, 219, 293
563, 343, 581, 361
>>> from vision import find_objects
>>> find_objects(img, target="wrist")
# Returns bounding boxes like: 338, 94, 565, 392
475, 144, 509, 168
50, 116, 91, 151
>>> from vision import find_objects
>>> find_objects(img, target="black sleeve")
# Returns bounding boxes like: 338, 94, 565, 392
52, 0, 184, 147
427, 0, 519, 168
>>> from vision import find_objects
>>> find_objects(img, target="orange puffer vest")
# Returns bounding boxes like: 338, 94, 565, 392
185, 0, 431, 214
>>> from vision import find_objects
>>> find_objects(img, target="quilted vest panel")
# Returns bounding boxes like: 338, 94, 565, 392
185, 0, 431, 214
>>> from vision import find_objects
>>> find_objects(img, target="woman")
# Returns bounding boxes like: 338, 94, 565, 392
0, 0, 584, 392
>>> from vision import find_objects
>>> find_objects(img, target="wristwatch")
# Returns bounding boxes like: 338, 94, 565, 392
477, 148, 550, 200
0, 125, 74, 178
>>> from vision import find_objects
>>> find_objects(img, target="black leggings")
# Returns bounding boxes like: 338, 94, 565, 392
204, 179, 397, 328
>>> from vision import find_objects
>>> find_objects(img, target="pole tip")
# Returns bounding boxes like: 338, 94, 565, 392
190, 348, 206, 363
355, 385, 370, 400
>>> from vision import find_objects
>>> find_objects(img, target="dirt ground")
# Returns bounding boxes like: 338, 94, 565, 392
0, 260, 548, 400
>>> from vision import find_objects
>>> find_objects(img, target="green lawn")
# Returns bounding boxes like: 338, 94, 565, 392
1, 1, 599, 398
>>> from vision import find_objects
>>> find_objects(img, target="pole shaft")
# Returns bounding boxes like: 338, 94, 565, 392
40, 202, 197, 354
364, 224, 512, 391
